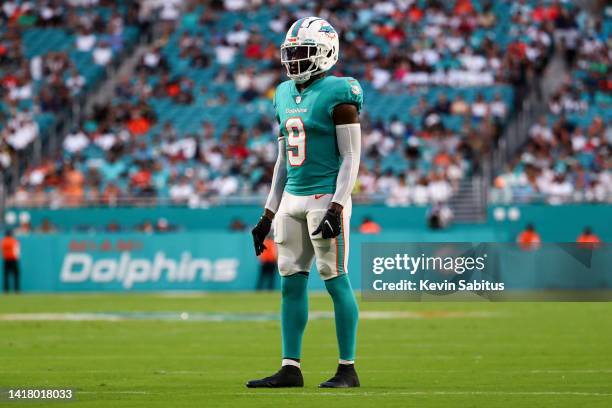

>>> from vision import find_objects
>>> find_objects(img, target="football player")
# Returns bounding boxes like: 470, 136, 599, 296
248, 17, 363, 388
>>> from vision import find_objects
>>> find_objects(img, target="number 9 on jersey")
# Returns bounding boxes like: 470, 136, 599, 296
285, 117, 306, 166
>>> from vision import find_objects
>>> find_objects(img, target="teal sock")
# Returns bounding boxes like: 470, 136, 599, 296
325, 274, 359, 361
281, 273, 309, 359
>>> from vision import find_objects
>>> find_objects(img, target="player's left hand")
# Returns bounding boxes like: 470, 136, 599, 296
311, 208, 342, 239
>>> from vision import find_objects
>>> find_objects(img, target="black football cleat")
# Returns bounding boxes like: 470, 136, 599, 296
319, 364, 360, 388
246, 365, 304, 388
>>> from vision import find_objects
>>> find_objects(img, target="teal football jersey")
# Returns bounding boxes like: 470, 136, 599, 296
273, 75, 364, 196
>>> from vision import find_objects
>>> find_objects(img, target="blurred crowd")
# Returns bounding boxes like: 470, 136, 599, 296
0, 0, 152, 175
492, 5, 611, 204
494, 112, 611, 205
2, 0, 610, 208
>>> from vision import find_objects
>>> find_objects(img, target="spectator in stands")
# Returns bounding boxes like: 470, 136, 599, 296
387, 174, 411, 207
433, 94, 451, 115
545, 173, 574, 205
76, 28, 96, 52
376, 169, 397, 195
127, 110, 152, 136
214, 39, 236, 65
102, 182, 123, 206
93, 40, 113, 66
66, 69, 85, 95
3, 111, 39, 151
63, 127, 90, 155
2, 229, 20, 293
39, 77, 71, 112
169, 176, 195, 205
61, 161, 85, 207
429, 172, 453, 203
413, 177, 430, 206
359, 216, 382, 234
6, 0, 602, 209
451, 95, 470, 116
140, 45, 166, 73
159, 0, 183, 24
211, 172, 239, 197
0, 144, 11, 170
0, 0, 147, 202
490, 93, 508, 121
471, 94, 489, 121
529, 116, 553, 142
226, 22, 249, 47
130, 163, 156, 202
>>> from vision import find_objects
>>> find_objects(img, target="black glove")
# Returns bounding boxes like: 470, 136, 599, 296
311, 208, 342, 239
251, 215, 272, 256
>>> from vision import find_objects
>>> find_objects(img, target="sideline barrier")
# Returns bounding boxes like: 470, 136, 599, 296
9, 227, 609, 294
14, 230, 500, 292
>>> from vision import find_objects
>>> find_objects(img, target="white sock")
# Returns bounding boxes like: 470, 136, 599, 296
339, 359, 354, 365
282, 359, 301, 368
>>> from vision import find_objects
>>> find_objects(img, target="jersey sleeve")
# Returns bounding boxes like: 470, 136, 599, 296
327, 77, 364, 116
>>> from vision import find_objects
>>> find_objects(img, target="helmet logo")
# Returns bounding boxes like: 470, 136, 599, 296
319, 25, 336, 39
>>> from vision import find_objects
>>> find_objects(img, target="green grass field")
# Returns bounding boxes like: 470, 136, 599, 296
1, 293, 611, 407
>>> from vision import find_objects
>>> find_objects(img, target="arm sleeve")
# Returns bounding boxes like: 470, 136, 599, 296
331, 124, 361, 207
264, 136, 287, 214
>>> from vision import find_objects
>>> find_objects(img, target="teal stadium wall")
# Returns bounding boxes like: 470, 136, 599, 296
2, 205, 611, 293
6, 204, 612, 241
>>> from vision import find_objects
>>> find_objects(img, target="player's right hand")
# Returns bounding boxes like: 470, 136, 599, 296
251, 215, 272, 256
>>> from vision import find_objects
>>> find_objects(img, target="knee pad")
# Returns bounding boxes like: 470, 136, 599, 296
315, 255, 334, 277
277, 256, 295, 275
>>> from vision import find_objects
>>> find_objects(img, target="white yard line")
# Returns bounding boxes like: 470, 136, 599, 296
0, 310, 497, 322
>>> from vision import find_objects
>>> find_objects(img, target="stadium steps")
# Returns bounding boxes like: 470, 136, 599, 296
448, 177, 487, 223
83, 44, 150, 112
540, 45, 568, 102
490, 45, 568, 178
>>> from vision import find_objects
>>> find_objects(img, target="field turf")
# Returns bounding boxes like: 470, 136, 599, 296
1, 293, 611, 407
